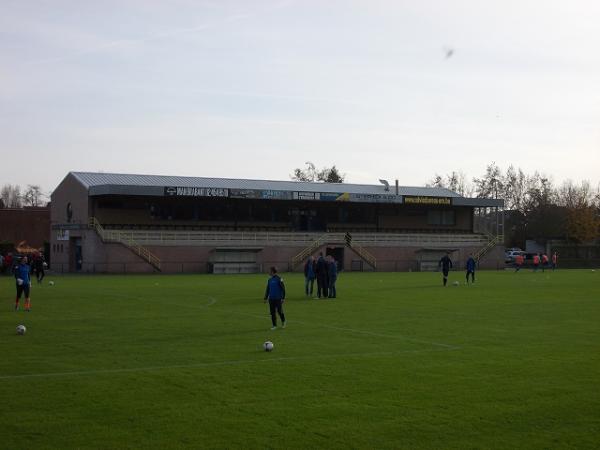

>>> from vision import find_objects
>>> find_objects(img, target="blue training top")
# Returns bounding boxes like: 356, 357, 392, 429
264, 275, 286, 301
466, 257, 476, 272
328, 261, 338, 279
14, 263, 31, 285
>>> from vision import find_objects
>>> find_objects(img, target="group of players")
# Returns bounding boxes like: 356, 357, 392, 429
439, 250, 559, 289
263, 253, 340, 330
438, 252, 477, 287
513, 252, 558, 272
303, 253, 338, 299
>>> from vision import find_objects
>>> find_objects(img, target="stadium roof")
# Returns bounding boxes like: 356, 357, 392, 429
67, 171, 503, 207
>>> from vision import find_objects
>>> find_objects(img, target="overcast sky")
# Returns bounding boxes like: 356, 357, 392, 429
1, 0, 599, 194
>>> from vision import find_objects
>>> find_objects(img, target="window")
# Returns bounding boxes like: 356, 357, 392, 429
427, 210, 455, 226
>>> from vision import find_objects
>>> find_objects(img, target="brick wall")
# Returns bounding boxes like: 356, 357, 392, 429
0, 207, 50, 249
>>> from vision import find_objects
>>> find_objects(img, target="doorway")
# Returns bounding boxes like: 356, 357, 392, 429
70, 237, 83, 272
326, 246, 344, 271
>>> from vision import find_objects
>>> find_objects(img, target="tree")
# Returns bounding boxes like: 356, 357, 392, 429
428, 174, 445, 188
565, 206, 600, 243
23, 185, 45, 207
427, 171, 472, 196
318, 165, 344, 183
0, 184, 22, 208
473, 162, 503, 199
291, 162, 345, 183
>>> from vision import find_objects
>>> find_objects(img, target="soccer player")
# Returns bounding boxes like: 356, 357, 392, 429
304, 256, 316, 297
315, 252, 328, 299
532, 254, 540, 272
33, 252, 46, 283
264, 266, 286, 330
438, 252, 453, 287
541, 253, 549, 272
552, 252, 558, 271
514, 253, 524, 272
327, 255, 338, 298
465, 253, 476, 284
14, 256, 32, 311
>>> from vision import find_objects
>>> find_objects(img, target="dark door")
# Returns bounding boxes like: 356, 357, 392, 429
326, 247, 344, 271
72, 238, 83, 272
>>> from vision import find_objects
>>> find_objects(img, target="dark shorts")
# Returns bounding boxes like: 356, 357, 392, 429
16, 283, 30, 298
442, 270, 449, 277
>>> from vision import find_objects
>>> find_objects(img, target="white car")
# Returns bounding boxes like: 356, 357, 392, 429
505, 250, 524, 263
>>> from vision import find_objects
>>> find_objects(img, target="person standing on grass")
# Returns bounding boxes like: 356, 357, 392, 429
264, 266, 286, 330
514, 253, 524, 272
541, 253, 549, 272
438, 252, 453, 287
304, 256, 316, 297
533, 254, 540, 272
33, 252, 45, 284
14, 256, 32, 311
552, 252, 558, 271
327, 255, 338, 298
315, 252, 329, 299
4, 253, 13, 275
465, 253, 476, 284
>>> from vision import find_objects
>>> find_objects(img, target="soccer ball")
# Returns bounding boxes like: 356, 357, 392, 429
263, 341, 274, 352
16, 325, 26, 335
49, 281, 55, 286
16, 278, 23, 286
453, 281, 460, 286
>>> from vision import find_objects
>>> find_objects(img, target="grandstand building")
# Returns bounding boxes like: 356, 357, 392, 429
50, 172, 504, 273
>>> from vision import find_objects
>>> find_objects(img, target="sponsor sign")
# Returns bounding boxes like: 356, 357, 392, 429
293, 191, 320, 201
164, 186, 229, 197
404, 196, 452, 206
229, 189, 261, 199
320, 193, 344, 202
56, 229, 70, 241
260, 190, 292, 200
349, 193, 399, 203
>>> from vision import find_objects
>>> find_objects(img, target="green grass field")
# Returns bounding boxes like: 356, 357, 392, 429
1, 269, 599, 449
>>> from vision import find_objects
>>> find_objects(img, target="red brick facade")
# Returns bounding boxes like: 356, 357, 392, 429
0, 207, 50, 249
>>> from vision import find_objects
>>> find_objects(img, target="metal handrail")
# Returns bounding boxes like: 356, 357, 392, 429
89, 217, 161, 270
93, 227, 489, 246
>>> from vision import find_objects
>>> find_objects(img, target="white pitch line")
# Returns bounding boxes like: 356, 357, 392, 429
0, 347, 458, 380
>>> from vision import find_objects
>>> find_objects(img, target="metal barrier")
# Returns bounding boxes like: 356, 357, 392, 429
89, 217, 162, 271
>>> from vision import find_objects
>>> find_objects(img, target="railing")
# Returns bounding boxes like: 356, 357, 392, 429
348, 242, 377, 269
474, 233, 503, 262
90, 228, 489, 247
290, 233, 377, 270
89, 217, 162, 271
291, 234, 327, 268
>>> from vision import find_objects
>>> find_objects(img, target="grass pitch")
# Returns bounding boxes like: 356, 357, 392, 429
1, 270, 599, 449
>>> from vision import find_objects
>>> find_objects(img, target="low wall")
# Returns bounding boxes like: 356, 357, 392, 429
51, 232, 504, 274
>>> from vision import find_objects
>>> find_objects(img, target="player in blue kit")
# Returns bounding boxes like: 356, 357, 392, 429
14, 256, 32, 311
264, 266, 286, 330
465, 253, 476, 284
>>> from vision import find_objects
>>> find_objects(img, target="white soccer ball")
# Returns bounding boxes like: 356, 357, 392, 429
16, 324, 26, 335
17, 278, 24, 286
263, 341, 274, 352
453, 281, 460, 286
49, 281, 55, 286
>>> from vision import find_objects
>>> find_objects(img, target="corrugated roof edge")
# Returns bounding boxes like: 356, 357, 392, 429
69, 171, 462, 198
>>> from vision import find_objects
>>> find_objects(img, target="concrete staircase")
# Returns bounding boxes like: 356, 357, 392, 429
89, 217, 161, 271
